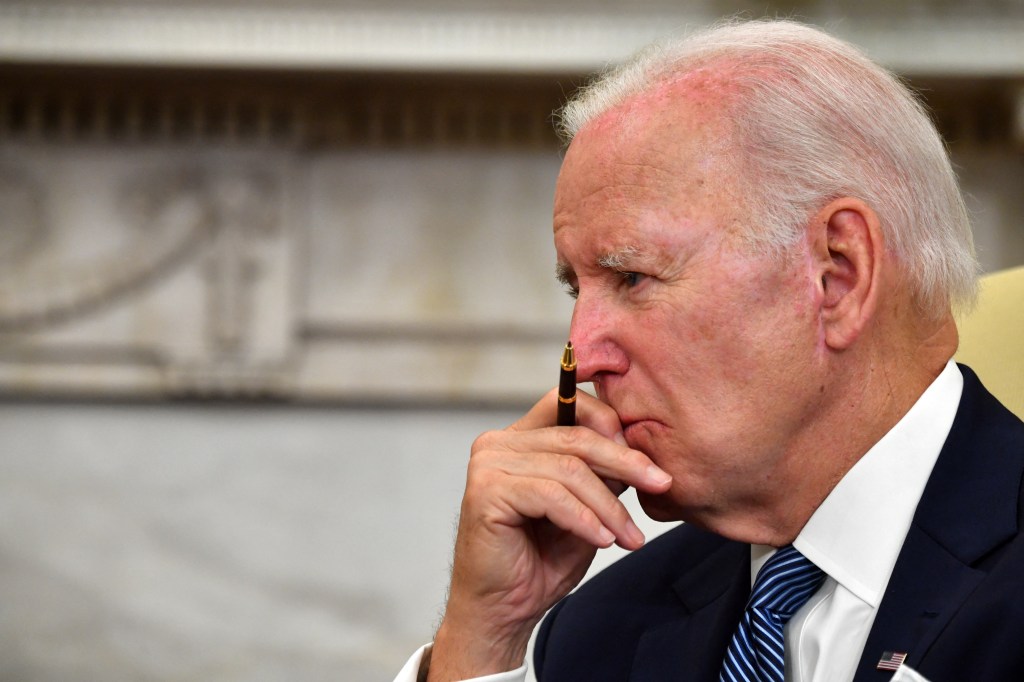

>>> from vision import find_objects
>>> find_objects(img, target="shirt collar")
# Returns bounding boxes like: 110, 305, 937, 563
752, 361, 963, 606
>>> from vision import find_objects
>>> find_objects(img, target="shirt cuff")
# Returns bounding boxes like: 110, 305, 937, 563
393, 644, 528, 682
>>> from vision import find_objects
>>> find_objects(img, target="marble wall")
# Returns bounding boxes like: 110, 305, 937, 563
0, 402, 502, 680
0, 400, 676, 681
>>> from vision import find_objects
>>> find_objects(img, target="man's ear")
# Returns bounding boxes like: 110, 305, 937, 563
810, 198, 884, 350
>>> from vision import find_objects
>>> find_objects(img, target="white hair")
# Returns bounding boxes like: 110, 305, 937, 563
557, 19, 978, 317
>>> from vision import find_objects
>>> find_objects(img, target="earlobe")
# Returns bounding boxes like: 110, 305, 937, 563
812, 199, 883, 350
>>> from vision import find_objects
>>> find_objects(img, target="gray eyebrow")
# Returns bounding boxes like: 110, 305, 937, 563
597, 245, 643, 269
555, 245, 647, 285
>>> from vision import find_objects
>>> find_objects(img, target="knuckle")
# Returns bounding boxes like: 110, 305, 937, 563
570, 500, 598, 528
536, 477, 568, 502
554, 453, 587, 481
554, 425, 585, 451
470, 429, 500, 455
605, 497, 630, 524
615, 446, 639, 469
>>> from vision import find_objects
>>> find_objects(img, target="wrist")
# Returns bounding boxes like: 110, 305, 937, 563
427, 611, 532, 681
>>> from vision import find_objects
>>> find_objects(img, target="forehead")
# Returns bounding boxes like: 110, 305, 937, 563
554, 78, 743, 256
579, 69, 739, 144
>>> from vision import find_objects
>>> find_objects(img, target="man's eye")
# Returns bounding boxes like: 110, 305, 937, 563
619, 272, 646, 288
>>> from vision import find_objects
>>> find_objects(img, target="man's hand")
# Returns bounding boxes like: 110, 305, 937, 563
427, 390, 673, 680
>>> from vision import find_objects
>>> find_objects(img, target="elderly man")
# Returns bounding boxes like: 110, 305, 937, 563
397, 19, 1024, 682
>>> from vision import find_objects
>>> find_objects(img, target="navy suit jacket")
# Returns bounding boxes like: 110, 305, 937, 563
534, 366, 1024, 681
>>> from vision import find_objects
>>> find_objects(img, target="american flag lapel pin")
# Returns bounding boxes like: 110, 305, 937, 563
877, 651, 908, 671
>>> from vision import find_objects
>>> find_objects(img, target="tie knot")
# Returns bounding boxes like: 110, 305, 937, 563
748, 545, 825, 623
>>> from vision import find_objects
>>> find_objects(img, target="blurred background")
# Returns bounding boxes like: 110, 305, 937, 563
0, 1, 1022, 680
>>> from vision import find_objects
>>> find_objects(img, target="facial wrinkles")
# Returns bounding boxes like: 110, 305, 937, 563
557, 157, 723, 272
555, 80, 747, 363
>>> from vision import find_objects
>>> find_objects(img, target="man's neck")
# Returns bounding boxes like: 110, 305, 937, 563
732, 320, 957, 547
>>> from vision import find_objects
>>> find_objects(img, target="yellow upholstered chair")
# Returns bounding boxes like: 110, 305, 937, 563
955, 265, 1024, 419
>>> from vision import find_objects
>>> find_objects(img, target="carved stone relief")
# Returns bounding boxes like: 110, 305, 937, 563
0, 146, 294, 398
0, 136, 573, 401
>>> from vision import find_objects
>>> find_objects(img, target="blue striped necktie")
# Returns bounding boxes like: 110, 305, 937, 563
719, 545, 825, 682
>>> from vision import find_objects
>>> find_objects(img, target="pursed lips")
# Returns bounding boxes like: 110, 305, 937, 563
619, 416, 663, 442
604, 394, 665, 444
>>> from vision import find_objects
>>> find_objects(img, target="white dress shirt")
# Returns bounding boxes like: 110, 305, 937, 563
395, 361, 962, 682
778, 359, 961, 681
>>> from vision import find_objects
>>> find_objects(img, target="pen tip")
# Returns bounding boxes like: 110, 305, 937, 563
561, 340, 576, 370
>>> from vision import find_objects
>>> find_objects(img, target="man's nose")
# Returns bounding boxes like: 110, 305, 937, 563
568, 298, 629, 384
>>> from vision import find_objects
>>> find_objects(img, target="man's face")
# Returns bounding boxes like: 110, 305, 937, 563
553, 86, 828, 533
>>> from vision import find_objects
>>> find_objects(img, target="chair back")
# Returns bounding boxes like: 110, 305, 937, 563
955, 265, 1024, 419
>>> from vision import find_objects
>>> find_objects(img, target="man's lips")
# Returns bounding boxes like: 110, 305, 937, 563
620, 418, 659, 439
608, 402, 664, 440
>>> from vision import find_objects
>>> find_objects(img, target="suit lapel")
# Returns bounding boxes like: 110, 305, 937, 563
630, 539, 749, 681
853, 366, 1023, 681
851, 525, 985, 681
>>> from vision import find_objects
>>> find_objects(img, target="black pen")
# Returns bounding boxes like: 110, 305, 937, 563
557, 341, 577, 426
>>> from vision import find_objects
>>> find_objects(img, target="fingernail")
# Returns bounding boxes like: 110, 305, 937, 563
613, 432, 627, 446
598, 526, 616, 546
647, 465, 672, 486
